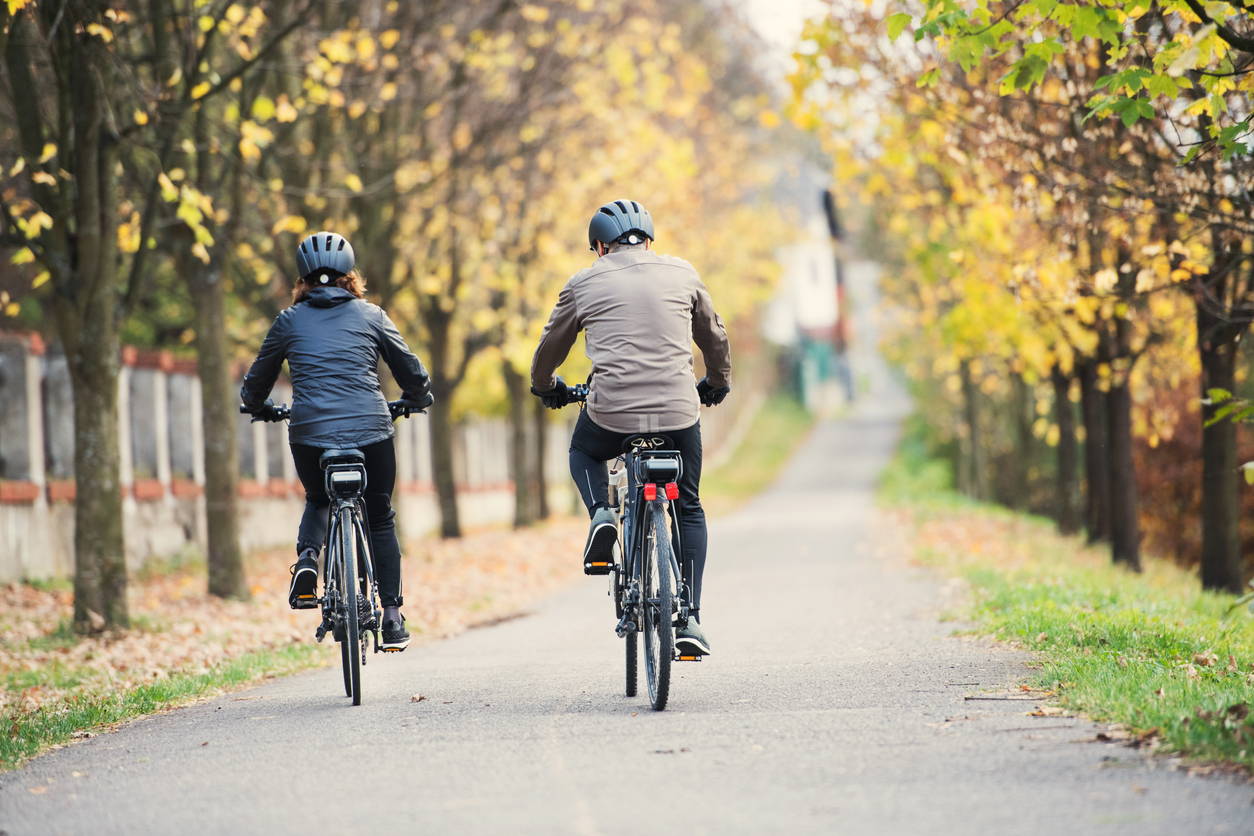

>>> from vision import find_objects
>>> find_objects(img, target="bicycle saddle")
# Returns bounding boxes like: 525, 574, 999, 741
320, 448, 365, 469
621, 434, 674, 454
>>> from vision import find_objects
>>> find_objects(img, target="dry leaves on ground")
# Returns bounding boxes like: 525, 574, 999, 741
0, 519, 585, 715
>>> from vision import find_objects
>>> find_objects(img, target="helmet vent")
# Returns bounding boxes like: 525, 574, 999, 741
614, 200, 629, 214
337, 239, 346, 251
599, 207, 616, 217
630, 201, 639, 212
311, 237, 319, 252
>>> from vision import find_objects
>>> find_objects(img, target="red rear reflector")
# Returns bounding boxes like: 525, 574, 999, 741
644, 483, 657, 500
665, 482, 678, 500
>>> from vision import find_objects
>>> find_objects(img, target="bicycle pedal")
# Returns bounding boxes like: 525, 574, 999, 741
676, 655, 703, 662
583, 560, 613, 575
293, 594, 319, 610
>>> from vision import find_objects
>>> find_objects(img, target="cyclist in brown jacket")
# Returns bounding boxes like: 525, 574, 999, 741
531, 200, 731, 655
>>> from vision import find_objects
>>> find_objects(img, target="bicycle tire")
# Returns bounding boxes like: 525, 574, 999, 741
625, 630, 638, 697
341, 506, 362, 705
642, 502, 674, 711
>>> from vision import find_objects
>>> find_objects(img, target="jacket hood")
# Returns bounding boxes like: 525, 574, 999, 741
304, 286, 357, 308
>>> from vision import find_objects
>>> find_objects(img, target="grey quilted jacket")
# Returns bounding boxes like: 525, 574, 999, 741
241, 286, 430, 448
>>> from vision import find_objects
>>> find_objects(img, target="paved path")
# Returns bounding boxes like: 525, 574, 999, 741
3, 406, 1252, 835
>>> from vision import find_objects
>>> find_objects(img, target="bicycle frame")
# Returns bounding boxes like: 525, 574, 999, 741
616, 446, 688, 635
323, 497, 382, 642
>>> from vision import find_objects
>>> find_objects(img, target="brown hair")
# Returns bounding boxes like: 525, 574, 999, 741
291, 268, 367, 304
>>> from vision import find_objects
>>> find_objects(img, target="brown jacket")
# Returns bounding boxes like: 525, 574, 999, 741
531, 248, 731, 434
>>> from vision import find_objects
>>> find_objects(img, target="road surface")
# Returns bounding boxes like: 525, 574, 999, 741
2, 402, 1251, 835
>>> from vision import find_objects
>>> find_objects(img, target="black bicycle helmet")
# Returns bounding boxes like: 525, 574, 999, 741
588, 200, 654, 249
296, 231, 355, 283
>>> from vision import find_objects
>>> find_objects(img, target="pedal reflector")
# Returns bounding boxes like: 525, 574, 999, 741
678, 655, 703, 662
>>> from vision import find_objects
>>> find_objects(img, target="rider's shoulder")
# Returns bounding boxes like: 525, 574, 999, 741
647, 251, 699, 274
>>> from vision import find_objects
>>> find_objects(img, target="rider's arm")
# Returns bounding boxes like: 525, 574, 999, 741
691, 280, 731, 388
531, 280, 580, 392
240, 315, 287, 411
375, 309, 432, 401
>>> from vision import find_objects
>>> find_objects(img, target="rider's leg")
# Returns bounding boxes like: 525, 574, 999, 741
668, 421, 707, 618
290, 444, 332, 554
289, 444, 331, 608
569, 411, 628, 574
568, 410, 625, 513
360, 438, 402, 610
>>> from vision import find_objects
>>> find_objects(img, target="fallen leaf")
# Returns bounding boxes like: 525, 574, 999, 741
201, 742, 208, 746
1036, 632, 1047, 643
1154, 688, 1165, 698
411, 694, 426, 703
29, 786, 47, 794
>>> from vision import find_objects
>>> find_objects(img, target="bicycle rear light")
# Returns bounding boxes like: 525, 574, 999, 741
643, 483, 657, 500
665, 482, 678, 500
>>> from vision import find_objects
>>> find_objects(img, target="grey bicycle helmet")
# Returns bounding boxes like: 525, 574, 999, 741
588, 200, 654, 249
296, 231, 355, 283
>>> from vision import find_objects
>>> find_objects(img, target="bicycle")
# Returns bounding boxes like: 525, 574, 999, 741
556, 384, 697, 711
240, 397, 428, 705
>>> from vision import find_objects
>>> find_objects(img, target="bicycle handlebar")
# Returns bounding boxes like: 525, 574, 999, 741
388, 394, 433, 419
239, 403, 290, 422
564, 383, 589, 406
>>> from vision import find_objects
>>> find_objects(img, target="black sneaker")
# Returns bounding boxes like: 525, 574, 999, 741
288, 550, 319, 610
380, 618, 410, 652
583, 507, 617, 575
675, 621, 711, 657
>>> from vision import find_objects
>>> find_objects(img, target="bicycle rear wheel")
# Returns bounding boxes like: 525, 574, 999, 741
340, 506, 362, 705
642, 503, 674, 711
625, 630, 638, 697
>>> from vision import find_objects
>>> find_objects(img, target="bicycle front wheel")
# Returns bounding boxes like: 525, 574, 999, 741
642, 502, 674, 711
340, 506, 362, 706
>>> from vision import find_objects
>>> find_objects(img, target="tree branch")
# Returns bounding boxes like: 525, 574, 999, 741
1181, 0, 1254, 56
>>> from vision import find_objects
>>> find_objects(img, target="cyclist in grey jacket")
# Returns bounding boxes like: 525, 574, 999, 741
531, 200, 730, 656
241, 231, 431, 651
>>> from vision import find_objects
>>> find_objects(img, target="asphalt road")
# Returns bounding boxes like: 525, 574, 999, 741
3, 402, 1253, 835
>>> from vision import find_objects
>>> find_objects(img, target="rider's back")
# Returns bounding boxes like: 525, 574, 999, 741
242, 285, 427, 448
543, 249, 730, 434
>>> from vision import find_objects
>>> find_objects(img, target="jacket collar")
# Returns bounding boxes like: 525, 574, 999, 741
304, 286, 356, 307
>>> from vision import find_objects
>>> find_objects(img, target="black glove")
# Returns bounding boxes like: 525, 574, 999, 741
248, 398, 278, 422
531, 375, 567, 410
390, 392, 435, 418
696, 376, 730, 406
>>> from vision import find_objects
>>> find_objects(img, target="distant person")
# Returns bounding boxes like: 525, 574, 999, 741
530, 200, 731, 656
240, 231, 432, 651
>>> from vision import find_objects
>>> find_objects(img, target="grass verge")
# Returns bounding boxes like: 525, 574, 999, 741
884, 440, 1254, 772
2, 642, 328, 771
701, 396, 814, 516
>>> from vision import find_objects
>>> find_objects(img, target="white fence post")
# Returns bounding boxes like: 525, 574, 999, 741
153, 363, 172, 503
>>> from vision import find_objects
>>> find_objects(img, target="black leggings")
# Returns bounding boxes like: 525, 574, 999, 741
290, 439, 403, 608
569, 410, 708, 615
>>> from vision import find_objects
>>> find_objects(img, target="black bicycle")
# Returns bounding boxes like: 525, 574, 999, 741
241, 397, 427, 705
558, 385, 695, 711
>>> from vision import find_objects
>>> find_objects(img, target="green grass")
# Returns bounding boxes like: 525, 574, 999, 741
701, 396, 815, 516
883, 445, 1254, 771
2, 643, 329, 771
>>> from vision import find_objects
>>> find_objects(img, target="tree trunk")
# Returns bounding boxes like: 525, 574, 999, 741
428, 396, 461, 538
63, 313, 124, 630
1078, 361, 1111, 543
534, 397, 549, 520
1199, 337, 1245, 592
189, 269, 247, 599
1012, 373, 1033, 510
1107, 360, 1141, 570
504, 364, 534, 528
959, 360, 988, 500
1051, 365, 1080, 535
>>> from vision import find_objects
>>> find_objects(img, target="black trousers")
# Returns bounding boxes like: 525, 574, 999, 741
290, 438, 403, 608
569, 410, 708, 614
